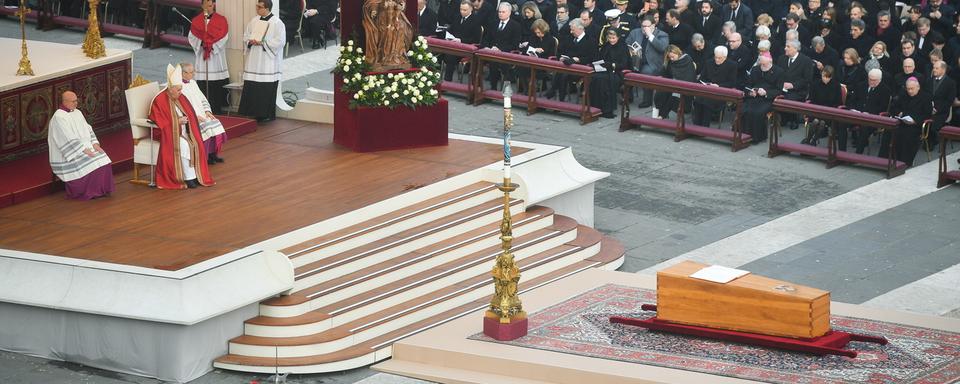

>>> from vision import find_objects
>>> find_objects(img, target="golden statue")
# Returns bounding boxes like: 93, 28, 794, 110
15, 0, 34, 76
361, 0, 414, 71
82, 0, 107, 59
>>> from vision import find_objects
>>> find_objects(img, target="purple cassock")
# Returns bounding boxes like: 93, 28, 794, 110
65, 164, 115, 200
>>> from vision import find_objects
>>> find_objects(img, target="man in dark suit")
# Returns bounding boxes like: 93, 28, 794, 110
847, 68, 892, 154
726, 32, 752, 87
928, 61, 957, 148
743, 53, 785, 143
777, 40, 814, 129
418, 0, 439, 37
695, 1, 722, 44
547, 18, 598, 100
807, 36, 839, 77
535, 0, 557, 27
845, 19, 875, 60
612, 0, 638, 30
875, 11, 901, 55
436, 0, 461, 27
664, 9, 693, 51
485, 2, 522, 89
721, 0, 753, 38
472, 0, 497, 28
556, 5, 573, 46
443, 0, 483, 81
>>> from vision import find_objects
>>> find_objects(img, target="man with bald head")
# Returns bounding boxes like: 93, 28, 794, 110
742, 53, 784, 143
881, 77, 932, 166
47, 91, 115, 200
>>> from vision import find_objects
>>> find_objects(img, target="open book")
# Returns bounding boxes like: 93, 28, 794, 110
445, 31, 455, 40
897, 115, 915, 124
526, 45, 538, 56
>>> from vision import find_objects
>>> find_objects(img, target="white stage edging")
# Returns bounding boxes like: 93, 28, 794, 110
0, 247, 293, 325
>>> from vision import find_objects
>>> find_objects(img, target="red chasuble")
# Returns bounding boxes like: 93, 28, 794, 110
191, 12, 229, 60
148, 92, 215, 190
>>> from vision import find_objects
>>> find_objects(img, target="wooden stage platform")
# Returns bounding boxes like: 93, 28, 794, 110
0, 119, 513, 271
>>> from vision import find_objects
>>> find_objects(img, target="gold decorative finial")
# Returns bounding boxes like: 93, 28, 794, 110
82, 0, 107, 59
15, 0, 34, 76
129, 74, 150, 89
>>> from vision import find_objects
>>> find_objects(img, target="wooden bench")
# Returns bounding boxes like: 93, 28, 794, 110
938, 126, 960, 187
620, 72, 750, 152
425, 37, 480, 102
474, 48, 600, 124
770, 99, 906, 178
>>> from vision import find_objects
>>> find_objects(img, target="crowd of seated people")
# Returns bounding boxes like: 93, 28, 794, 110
422, 0, 960, 167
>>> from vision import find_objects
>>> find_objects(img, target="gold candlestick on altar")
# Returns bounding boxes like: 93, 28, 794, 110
82, 0, 107, 59
483, 82, 528, 341
15, 0, 34, 76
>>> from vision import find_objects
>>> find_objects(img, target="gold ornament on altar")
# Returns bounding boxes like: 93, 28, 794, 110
129, 74, 150, 89
82, 0, 107, 59
361, 0, 414, 71
15, 0, 34, 76
485, 83, 527, 326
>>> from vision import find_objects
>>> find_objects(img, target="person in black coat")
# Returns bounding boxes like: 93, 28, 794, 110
418, 0, 440, 37
928, 61, 957, 148
802, 65, 843, 146
847, 68, 892, 154
693, 45, 738, 126
688, 33, 712, 75
695, 1, 723, 44
721, 0, 754, 38
875, 10, 901, 55
845, 19, 876, 60
664, 9, 694, 51
839, 48, 868, 93
893, 58, 926, 94
485, 3, 523, 89
472, 0, 497, 28
437, 0, 462, 27
881, 78, 933, 167
777, 41, 814, 129
654, 45, 697, 118
443, 1, 484, 81
548, 18, 598, 101
518, 19, 559, 92
807, 36, 840, 76
742, 54, 784, 143
591, 29, 631, 117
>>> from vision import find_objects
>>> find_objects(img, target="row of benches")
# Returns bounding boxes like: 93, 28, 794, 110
1, 0, 198, 49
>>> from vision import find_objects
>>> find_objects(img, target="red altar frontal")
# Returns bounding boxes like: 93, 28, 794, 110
0, 38, 131, 163
332, 0, 449, 152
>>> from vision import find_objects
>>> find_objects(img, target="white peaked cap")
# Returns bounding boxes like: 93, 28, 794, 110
166, 63, 184, 87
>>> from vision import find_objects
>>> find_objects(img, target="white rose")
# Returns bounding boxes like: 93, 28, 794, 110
431, 56, 438, 63
344, 65, 350, 71
406, 50, 414, 56
348, 40, 354, 46
354, 73, 361, 79
418, 82, 425, 87
394, 92, 400, 98
354, 93, 360, 99
363, 85, 370, 91
388, 73, 394, 78
385, 100, 390, 106
403, 90, 409, 95
347, 46, 353, 52
339, 46, 345, 52
357, 47, 363, 53
416, 54, 423, 60
430, 89, 438, 95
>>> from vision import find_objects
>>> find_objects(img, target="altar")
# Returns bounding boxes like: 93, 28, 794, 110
0, 37, 131, 163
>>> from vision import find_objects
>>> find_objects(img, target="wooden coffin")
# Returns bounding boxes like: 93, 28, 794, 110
656, 261, 831, 339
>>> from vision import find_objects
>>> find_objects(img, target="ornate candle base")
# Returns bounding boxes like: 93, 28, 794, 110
483, 311, 528, 341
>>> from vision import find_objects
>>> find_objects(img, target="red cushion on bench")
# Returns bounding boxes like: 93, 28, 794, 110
624, 72, 743, 100
836, 151, 908, 170
775, 99, 898, 127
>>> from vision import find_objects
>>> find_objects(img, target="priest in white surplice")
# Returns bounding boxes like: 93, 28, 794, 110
47, 91, 114, 200
181, 63, 227, 164
188, 0, 230, 115
239, 0, 285, 123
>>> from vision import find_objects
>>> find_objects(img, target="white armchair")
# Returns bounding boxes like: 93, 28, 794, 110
124, 81, 160, 186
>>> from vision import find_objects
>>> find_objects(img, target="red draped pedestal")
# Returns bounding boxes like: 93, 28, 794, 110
333, 75, 448, 152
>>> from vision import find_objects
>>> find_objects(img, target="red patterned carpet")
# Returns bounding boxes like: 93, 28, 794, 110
469, 284, 960, 384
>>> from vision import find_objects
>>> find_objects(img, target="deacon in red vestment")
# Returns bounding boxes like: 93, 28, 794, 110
148, 64, 215, 190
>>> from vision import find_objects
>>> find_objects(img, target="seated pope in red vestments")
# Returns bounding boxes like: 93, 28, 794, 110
148, 64, 215, 189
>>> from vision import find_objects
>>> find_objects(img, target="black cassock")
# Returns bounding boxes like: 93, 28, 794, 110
880, 90, 932, 167
742, 64, 784, 143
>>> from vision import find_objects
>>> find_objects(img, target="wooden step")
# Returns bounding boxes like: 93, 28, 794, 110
226, 223, 600, 358
256, 215, 577, 322
290, 198, 524, 291
245, 207, 555, 336
283, 182, 501, 267
213, 231, 626, 373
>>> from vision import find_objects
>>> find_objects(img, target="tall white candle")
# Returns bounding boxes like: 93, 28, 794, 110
504, 164, 511, 179
504, 94, 511, 109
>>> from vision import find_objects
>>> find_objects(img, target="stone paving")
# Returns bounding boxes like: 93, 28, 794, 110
1, 18, 958, 384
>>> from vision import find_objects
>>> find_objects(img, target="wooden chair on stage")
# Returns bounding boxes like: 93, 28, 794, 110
124, 81, 161, 186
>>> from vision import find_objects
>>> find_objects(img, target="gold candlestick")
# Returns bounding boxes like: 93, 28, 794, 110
82, 0, 106, 59
15, 0, 34, 76
483, 82, 527, 340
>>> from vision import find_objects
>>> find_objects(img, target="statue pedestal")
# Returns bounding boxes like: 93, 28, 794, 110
333, 75, 448, 152
483, 312, 528, 341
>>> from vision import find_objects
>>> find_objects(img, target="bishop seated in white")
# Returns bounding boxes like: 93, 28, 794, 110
181, 63, 227, 164
47, 91, 115, 200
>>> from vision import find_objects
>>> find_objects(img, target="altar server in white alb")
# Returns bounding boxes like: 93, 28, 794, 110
181, 63, 227, 164
47, 91, 114, 200
188, 0, 229, 115
239, 0, 285, 123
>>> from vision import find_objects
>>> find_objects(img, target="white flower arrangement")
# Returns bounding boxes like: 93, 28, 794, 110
334, 37, 442, 109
